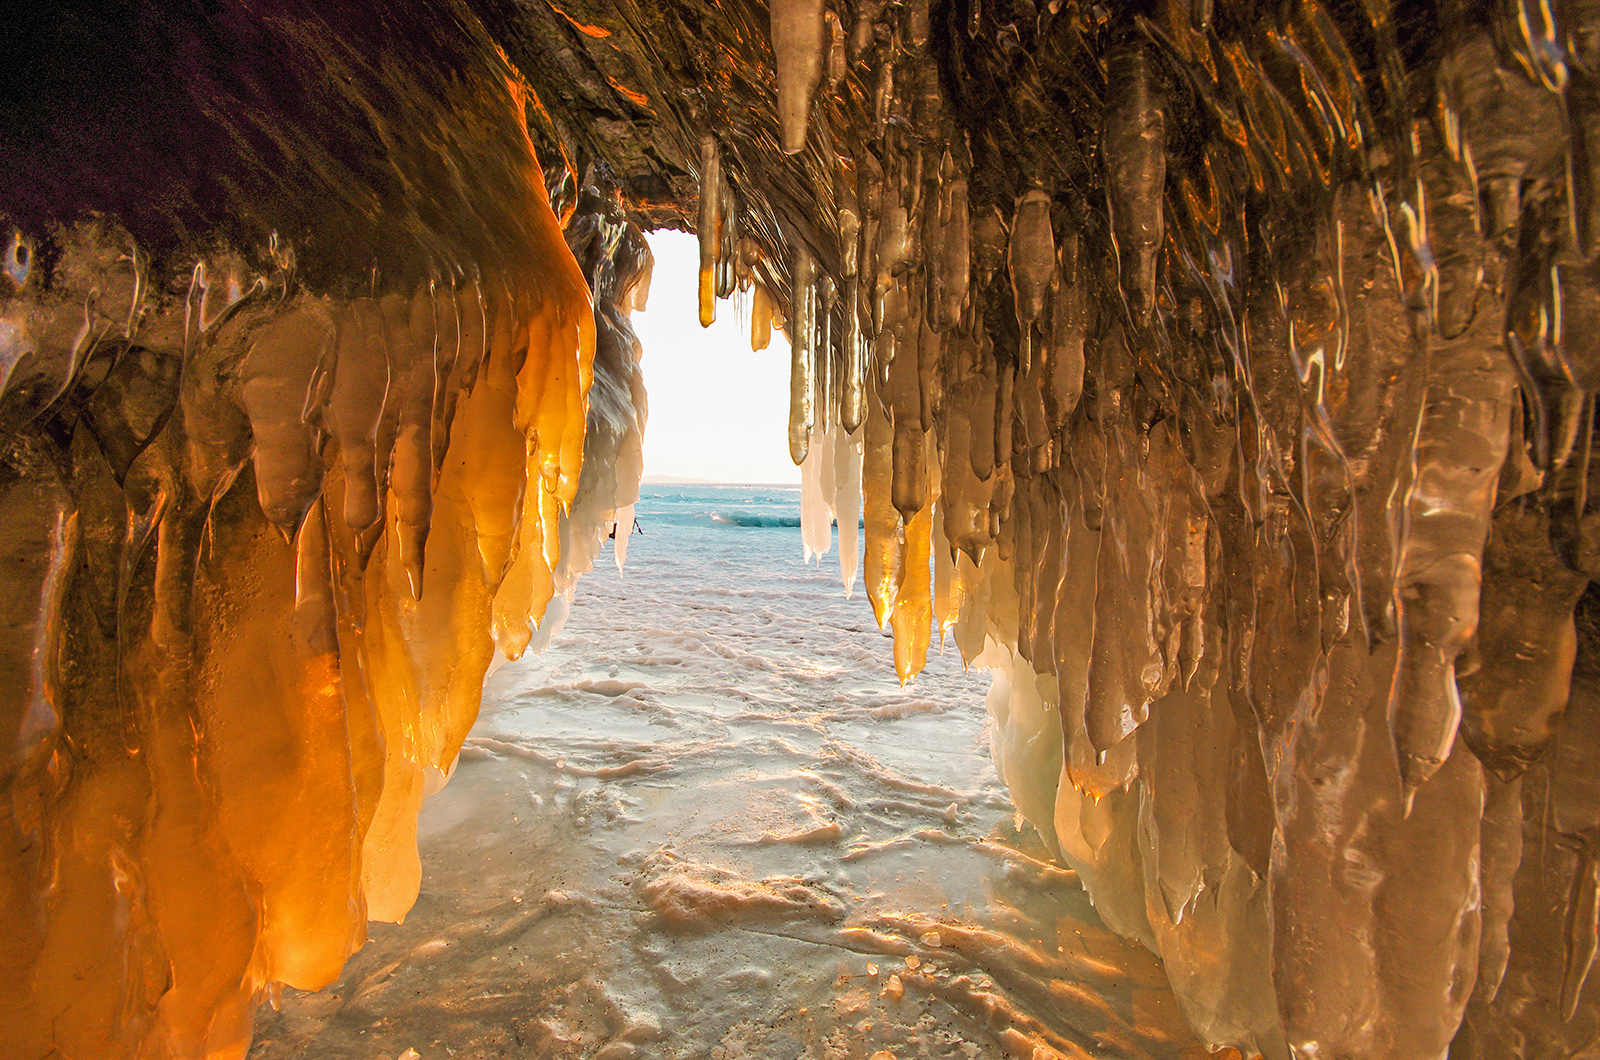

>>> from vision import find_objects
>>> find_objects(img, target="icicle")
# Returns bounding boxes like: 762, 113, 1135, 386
752, 284, 773, 352
941, 379, 995, 560
1028, 478, 1063, 668
771, 0, 826, 155
917, 315, 940, 435
906, 0, 931, 48
932, 495, 961, 644
859, 154, 884, 325
888, 286, 928, 520
839, 171, 862, 279
328, 298, 390, 535
841, 278, 867, 432
292, 497, 337, 655
873, 61, 894, 140
1046, 235, 1087, 430
613, 503, 636, 572
455, 274, 488, 395
386, 285, 439, 599
825, 8, 847, 93
993, 360, 1015, 485
800, 424, 832, 561
240, 296, 335, 537
789, 244, 817, 464
1103, 42, 1166, 325
698, 134, 721, 327
819, 413, 837, 511
1018, 352, 1051, 459
934, 177, 970, 330
863, 387, 901, 628
892, 499, 933, 683
835, 425, 863, 597
1084, 414, 1163, 753
428, 278, 463, 474
875, 203, 913, 332
1389, 277, 1515, 808
981, 637, 1065, 855
892, 415, 928, 524
1008, 189, 1054, 371
453, 286, 530, 587
969, 369, 997, 482
715, 180, 739, 300
0, 472, 74, 793
849, 0, 882, 58
1563, 847, 1600, 1021
1459, 503, 1587, 776
1012, 477, 1036, 663
819, 276, 838, 424
1475, 773, 1522, 1006
972, 207, 1007, 287
735, 236, 760, 292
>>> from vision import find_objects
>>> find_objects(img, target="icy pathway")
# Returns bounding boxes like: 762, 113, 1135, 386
250, 491, 1219, 1060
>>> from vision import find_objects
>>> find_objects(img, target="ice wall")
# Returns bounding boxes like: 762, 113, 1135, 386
0, 4, 664, 1055
696, 3, 1600, 1058
9, 0, 1600, 1057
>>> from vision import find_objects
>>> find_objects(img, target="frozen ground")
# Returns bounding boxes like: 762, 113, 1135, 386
249, 487, 1217, 1060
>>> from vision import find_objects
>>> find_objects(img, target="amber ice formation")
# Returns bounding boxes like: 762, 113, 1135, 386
0, 6, 662, 1055
7, 0, 1600, 1057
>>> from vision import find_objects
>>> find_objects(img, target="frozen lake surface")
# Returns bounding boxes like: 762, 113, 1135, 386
249, 486, 1214, 1060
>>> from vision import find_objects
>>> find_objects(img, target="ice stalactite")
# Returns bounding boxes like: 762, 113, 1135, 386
800, 422, 832, 562
698, 135, 723, 328
835, 425, 863, 596
1007, 188, 1052, 372
770, 0, 827, 155
789, 243, 818, 465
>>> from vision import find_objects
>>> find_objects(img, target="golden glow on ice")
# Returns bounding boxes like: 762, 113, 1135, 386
0, 70, 598, 1057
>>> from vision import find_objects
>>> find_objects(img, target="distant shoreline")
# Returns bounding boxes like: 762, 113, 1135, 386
641, 476, 800, 487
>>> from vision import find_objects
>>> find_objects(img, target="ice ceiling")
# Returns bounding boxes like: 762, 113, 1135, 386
0, 0, 1595, 1056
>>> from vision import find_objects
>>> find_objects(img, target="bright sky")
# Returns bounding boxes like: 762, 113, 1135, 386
632, 230, 799, 484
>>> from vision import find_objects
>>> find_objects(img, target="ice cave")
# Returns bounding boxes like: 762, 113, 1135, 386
0, 0, 1595, 1055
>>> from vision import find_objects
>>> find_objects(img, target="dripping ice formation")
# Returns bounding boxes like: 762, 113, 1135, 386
3, 0, 1600, 1056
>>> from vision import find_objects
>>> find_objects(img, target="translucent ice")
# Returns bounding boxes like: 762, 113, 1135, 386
769, 0, 826, 155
